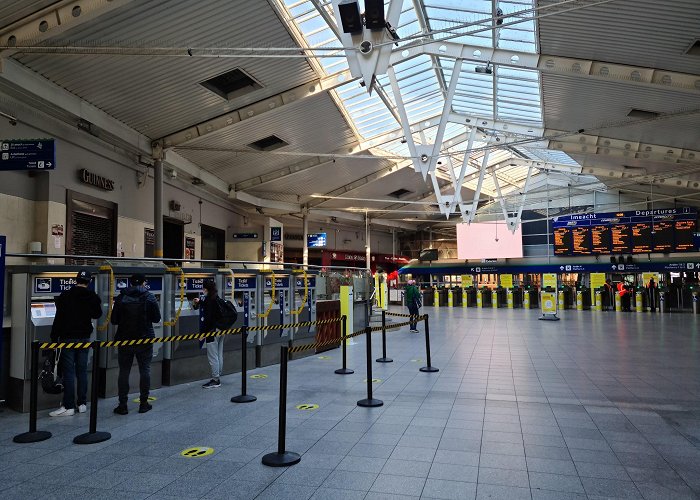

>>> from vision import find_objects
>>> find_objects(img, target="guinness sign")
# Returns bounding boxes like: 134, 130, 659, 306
79, 168, 114, 191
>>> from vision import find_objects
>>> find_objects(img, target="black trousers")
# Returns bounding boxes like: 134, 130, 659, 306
117, 344, 153, 405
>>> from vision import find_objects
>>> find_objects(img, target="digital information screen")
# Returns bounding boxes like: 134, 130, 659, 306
554, 227, 572, 255
591, 225, 612, 254
553, 209, 697, 256
611, 224, 632, 253
572, 227, 592, 255
675, 220, 696, 252
652, 220, 674, 253
631, 223, 653, 253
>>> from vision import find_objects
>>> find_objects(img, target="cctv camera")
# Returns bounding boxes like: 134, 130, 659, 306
359, 40, 373, 55
420, 154, 429, 163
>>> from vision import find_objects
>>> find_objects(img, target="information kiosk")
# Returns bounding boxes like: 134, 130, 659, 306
258, 273, 292, 366
220, 272, 258, 370
290, 273, 317, 357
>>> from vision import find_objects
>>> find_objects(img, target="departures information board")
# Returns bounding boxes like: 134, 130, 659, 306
552, 208, 697, 255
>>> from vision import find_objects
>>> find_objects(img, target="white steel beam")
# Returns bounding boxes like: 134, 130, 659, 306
309, 209, 416, 230
391, 41, 700, 95
468, 152, 490, 222
229, 191, 300, 213
235, 157, 335, 191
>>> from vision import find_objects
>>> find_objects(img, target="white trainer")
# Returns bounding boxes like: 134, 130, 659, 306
78, 404, 87, 414
49, 406, 75, 417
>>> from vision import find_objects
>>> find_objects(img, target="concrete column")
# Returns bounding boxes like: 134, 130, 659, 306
154, 159, 163, 258
302, 209, 309, 268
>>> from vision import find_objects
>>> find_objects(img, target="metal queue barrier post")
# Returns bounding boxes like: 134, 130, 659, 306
74, 343, 111, 445
231, 326, 256, 404
357, 326, 383, 407
335, 315, 354, 375
262, 345, 300, 467
376, 310, 392, 363
13, 341, 52, 443
419, 314, 439, 373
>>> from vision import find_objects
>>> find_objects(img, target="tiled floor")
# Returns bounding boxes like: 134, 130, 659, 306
2, 307, 700, 499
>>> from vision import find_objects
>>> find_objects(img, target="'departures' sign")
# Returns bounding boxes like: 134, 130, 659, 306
0, 139, 55, 171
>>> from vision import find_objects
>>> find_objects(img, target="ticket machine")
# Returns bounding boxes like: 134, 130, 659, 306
290, 273, 317, 358
162, 268, 220, 385
219, 271, 258, 370
258, 273, 291, 366
95, 264, 166, 397
9, 267, 97, 411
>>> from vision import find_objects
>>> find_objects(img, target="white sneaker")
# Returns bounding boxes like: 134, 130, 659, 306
49, 406, 75, 417
78, 404, 87, 414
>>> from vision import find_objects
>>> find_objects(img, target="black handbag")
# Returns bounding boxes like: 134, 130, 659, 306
40, 349, 64, 395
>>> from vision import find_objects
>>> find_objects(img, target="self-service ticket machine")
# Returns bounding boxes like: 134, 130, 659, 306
220, 271, 258, 370
163, 268, 221, 385
9, 267, 97, 411
95, 264, 166, 398
290, 273, 317, 358
258, 273, 292, 366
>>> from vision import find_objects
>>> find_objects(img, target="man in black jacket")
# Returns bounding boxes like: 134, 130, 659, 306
49, 270, 102, 417
111, 274, 161, 414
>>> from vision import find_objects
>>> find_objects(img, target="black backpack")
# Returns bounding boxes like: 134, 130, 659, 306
215, 296, 237, 329
40, 350, 63, 395
116, 293, 149, 340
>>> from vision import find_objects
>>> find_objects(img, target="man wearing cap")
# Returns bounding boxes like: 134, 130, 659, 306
49, 270, 102, 417
111, 274, 161, 414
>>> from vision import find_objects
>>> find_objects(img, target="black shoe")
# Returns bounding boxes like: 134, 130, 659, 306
138, 402, 152, 414
113, 405, 128, 415
202, 379, 221, 389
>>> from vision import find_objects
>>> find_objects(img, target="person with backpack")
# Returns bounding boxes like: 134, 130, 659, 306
48, 270, 102, 417
193, 280, 237, 388
405, 279, 422, 333
111, 274, 161, 414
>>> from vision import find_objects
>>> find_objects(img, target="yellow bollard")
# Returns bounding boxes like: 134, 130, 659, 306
462, 289, 467, 308
558, 290, 565, 309
434, 288, 439, 307
477, 290, 483, 308
594, 290, 602, 311
523, 291, 530, 309
492, 291, 498, 309
635, 291, 643, 313
507, 289, 513, 309
576, 291, 583, 311
615, 292, 622, 312
448, 289, 453, 307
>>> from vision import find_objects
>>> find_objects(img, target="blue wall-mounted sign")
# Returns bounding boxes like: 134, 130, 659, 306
0, 139, 55, 171
307, 233, 327, 248
270, 227, 283, 242
232, 233, 259, 239
114, 276, 163, 293
234, 277, 256, 289
33, 276, 95, 294
264, 277, 290, 288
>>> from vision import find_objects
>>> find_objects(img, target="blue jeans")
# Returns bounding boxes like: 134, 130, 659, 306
408, 303, 419, 330
60, 343, 89, 410
117, 345, 153, 405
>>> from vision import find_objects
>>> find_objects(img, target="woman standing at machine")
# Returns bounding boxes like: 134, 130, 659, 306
193, 280, 224, 388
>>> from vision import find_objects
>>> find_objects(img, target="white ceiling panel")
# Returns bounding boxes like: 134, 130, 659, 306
538, 0, 700, 75
13, 0, 317, 138
542, 74, 700, 150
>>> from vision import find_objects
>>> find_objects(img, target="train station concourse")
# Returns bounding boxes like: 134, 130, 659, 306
1, 0, 700, 499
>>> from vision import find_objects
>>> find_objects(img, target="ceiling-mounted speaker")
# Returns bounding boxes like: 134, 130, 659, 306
364, 0, 385, 31
338, 0, 363, 34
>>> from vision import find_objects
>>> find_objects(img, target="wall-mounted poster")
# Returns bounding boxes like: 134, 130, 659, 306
185, 236, 196, 260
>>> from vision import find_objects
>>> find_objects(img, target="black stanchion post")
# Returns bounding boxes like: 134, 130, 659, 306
419, 315, 439, 373
74, 343, 111, 444
335, 315, 353, 375
262, 346, 300, 467
13, 341, 52, 443
357, 327, 383, 407
231, 327, 256, 403
376, 310, 393, 363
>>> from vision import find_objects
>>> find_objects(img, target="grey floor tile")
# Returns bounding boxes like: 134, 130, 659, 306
382, 458, 432, 478
580, 477, 644, 498
528, 471, 584, 494
422, 478, 477, 500
390, 445, 436, 462
276, 466, 332, 487
527, 457, 577, 475
575, 461, 630, 480
479, 453, 527, 471
120, 472, 179, 493
429, 463, 479, 483
255, 482, 316, 500
337, 455, 387, 473
371, 473, 426, 496
322, 469, 378, 491
310, 487, 367, 500
475, 483, 531, 500
433, 450, 480, 467
348, 443, 395, 459
478, 467, 529, 488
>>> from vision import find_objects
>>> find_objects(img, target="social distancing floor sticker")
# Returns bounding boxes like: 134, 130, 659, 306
295, 404, 319, 411
132, 396, 157, 403
180, 447, 214, 457
250, 374, 268, 379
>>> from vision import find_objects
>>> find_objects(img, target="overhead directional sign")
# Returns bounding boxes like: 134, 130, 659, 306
0, 139, 55, 171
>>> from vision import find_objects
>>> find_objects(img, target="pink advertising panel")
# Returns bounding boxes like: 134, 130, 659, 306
456, 222, 524, 259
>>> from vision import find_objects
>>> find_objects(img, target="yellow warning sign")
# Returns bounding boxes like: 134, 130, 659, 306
500, 274, 513, 289
250, 374, 268, 379
542, 273, 557, 289
296, 404, 319, 411
461, 275, 473, 288
364, 379, 382, 383
180, 447, 214, 458
132, 396, 157, 403
541, 291, 557, 314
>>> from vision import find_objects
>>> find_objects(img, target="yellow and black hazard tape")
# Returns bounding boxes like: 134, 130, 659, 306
288, 327, 368, 354
385, 311, 424, 319
40, 317, 344, 350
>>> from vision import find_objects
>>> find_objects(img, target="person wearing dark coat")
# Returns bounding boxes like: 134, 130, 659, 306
193, 280, 224, 388
49, 270, 102, 417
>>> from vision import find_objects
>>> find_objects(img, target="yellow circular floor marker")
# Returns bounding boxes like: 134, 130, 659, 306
180, 446, 214, 458
411, 358, 424, 363
318, 355, 331, 360
296, 404, 319, 411
364, 378, 382, 383
132, 396, 157, 403
250, 374, 268, 379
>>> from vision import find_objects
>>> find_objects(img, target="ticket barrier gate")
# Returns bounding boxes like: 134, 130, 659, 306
451, 287, 462, 307
633, 287, 646, 313
422, 289, 434, 306
438, 288, 448, 307
523, 287, 539, 309
258, 274, 292, 367
9, 267, 99, 412
692, 290, 699, 314
96, 264, 166, 397
163, 269, 222, 385
510, 288, 523, 308
220, 272, 259, 369
463, 287, 477, 307
480, 288, 493, 308
493, 288, 507, 308
558, 286, 572, 310
290, 273, 317, 359
594, 288, 603, 311
575, 287, 591, 310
